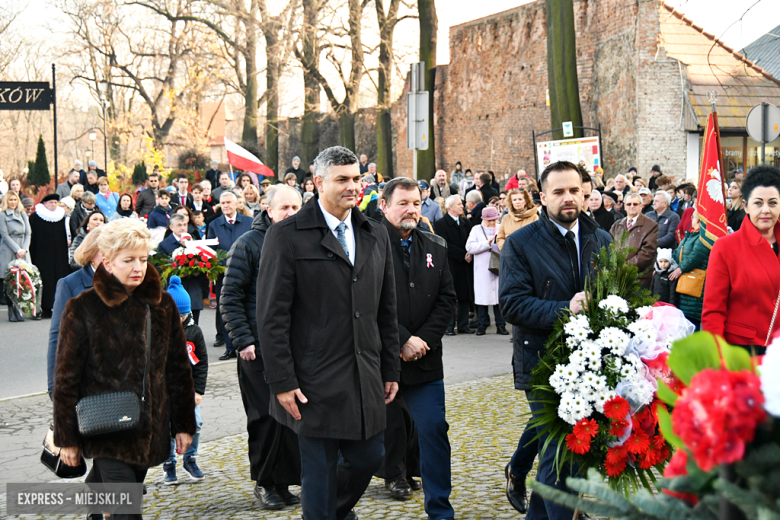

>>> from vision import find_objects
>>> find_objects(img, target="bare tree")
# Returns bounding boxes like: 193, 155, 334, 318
299, 0, 324, 166
0, 3, 25, 71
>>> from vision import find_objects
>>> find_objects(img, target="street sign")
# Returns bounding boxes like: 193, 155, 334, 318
746, 102, 780, 164
0, 82, 52, 111
746, 102, 780, 144
407, 91, 429, 150
562, 121, 573, 137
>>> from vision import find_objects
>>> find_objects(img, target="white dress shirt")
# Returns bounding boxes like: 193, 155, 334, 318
549, 217, 581, 272
318, 199, 355, 265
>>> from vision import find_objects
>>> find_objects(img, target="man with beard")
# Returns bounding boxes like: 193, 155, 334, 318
376, 177, 457, 519
429, 170, 451, 200
29, 194, 71, 318
257, 146, 399, 520
499, 161, 611, 520
221, 185, 303, 510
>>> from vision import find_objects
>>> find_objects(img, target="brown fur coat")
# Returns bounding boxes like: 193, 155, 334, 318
52, 263, 196, 468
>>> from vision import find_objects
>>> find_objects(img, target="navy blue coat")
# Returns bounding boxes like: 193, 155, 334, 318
499, 210, 612, 390
206, 213, 252, 257
147, 205, 172, 229
47, 265, 94, 397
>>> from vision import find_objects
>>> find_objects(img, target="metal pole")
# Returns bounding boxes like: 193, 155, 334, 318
762, 102, 768, 165
413, 150, 417, 181
103, 103, 108, 170
52, 63, 58, 188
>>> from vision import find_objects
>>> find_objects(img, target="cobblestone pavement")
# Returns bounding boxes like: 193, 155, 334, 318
2, 374, 534, 519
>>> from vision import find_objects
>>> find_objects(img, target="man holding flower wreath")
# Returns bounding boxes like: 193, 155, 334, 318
158, 214, 206, 324
499, 161, 612, 520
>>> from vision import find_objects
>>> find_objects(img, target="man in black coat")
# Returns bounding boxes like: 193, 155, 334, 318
135, 172, 160, 219
221, 186, 302, 510
499, 161, 612, 520
205, 160, 222, 189
434, 195, 475, 334
207, 191, 252, 360
377, 178, 456, 518
257, 147, 400, 520
465, 190, 485, 227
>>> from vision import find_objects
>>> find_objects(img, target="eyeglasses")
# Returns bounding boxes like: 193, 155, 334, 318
624, 203, 641, 207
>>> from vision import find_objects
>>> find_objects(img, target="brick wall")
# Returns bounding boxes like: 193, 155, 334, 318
391, 0, 689, 184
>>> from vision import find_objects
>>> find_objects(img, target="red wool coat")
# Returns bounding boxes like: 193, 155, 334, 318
702, 218, 780, 347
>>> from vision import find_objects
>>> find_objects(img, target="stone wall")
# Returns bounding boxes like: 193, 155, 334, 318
391, 0, 689, 184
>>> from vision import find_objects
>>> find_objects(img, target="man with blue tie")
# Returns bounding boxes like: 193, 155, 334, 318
209, 191, 251, 360
257, 146, 400, 520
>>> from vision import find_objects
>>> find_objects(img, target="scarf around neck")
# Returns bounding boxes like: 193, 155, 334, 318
34, 203, 65, 222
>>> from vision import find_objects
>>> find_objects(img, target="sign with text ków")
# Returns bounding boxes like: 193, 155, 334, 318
536, 136, 600, 177
0, 82, 52, 111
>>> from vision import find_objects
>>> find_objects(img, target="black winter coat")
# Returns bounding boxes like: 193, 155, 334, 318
434, 214, 474, 302
221, 211, 270, 353
183, 314, 208, 395
69, 204, 91, 238
257, 198, 400, 440
499, 210, 612, 390
649, 264, 678, 306
383, 219, 456, 385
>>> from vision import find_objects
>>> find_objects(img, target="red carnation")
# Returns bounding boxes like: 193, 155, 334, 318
604, 396, 630, 421
573, 418, 599, 441
626, 428, 650, 455
609, 418, 629, 437
206, 262, 211, 268
189, 260, 196, 267
188, 254, 194, 259
566, 433, 591, 455
199, 262, 205, 268
605, 456, 627, 477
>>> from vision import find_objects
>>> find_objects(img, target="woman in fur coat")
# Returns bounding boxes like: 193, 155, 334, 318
52, 219, 196, 515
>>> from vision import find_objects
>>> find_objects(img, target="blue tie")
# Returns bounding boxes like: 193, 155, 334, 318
336, 222, 349, 258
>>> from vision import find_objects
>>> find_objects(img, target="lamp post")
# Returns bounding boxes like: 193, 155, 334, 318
89, 129, 97, 160
97, 80, 109, 169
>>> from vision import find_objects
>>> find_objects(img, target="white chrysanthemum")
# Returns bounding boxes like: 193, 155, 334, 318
592, 390, 614, 413
598, 295, 629, 315
564, 315, 592, 341
621, 379, 656, 409
587, 358, 602, 371
628, 319, 657, 343
558, 392, 579, 425
570, 349, 588, 367
635, 306, 653, 319
597, 327, 631, 356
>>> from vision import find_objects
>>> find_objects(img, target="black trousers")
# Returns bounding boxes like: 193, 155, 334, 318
376, 392, 420, 481
448, 300, 471, 331
237, 355, 301, 486
298, 432, 384, 520
85, 458, 148, 520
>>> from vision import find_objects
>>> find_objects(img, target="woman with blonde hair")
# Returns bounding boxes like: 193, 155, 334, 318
53, 219, 196, 507
243, 184, 261, 216
496, 189, 538, 250
69, 183, 84, 204
0, 190, 32, 310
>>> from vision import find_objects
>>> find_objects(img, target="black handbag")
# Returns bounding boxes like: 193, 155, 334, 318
41, 424, 87, 478
75, 305, 152, 437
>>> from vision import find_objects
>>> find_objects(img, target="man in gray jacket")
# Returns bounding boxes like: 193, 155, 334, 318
646, 190, 681, 248
56, 170, 81, 199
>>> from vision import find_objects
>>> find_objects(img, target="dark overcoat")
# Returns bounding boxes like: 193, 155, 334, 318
383, 219, 456, 385
433, 214, 473, 303
52, 265, 196, 468
156, 234, 204, 311
257, 198, 400, 440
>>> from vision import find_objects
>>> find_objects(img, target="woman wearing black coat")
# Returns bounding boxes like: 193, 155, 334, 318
589, 190, 616, 231
53, 219, 195, 518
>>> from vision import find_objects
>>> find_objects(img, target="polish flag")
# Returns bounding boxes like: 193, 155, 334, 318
224, 137, 275, 177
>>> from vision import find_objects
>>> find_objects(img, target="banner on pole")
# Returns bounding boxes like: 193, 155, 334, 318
0, 82, 53, 111
696, 112, 727, 249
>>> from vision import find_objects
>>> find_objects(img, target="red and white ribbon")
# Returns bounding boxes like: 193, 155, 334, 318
9, 265, 35, 302
426, 253, 434, 268
186, 341, 200, 365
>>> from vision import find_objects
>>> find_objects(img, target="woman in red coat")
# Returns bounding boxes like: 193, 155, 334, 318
702, 166, 780, 355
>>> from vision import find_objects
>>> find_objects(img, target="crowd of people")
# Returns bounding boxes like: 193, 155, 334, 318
2, 145, 778, 520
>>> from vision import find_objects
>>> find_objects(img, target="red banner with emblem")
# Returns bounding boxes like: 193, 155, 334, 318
696, 112, 727, 249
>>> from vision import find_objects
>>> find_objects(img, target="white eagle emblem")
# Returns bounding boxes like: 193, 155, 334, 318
706, 168, 724, 205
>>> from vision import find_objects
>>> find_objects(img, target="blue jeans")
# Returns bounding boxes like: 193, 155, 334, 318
526, 397, 577, 520
298, 432, 385, 520
168, 404, 202, 463
509, 391, 539, 479
403, 379, 454, 520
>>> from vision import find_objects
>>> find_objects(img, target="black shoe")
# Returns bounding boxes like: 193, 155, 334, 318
213, 338, 225, 347
219, 350, 237, 360
496, 326, 509, 335
276, 485, 300, 505
505, 464, 528, 514
458, 328, 475, 334
385, 478, 412, 500
254, 485, 285, 510
468, 319, 478, 328
407, 476, 422, 491
42, 310, 52, 319
344, 511, 358, 520
445, 328, 456, 336
476, 329, 486, 336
